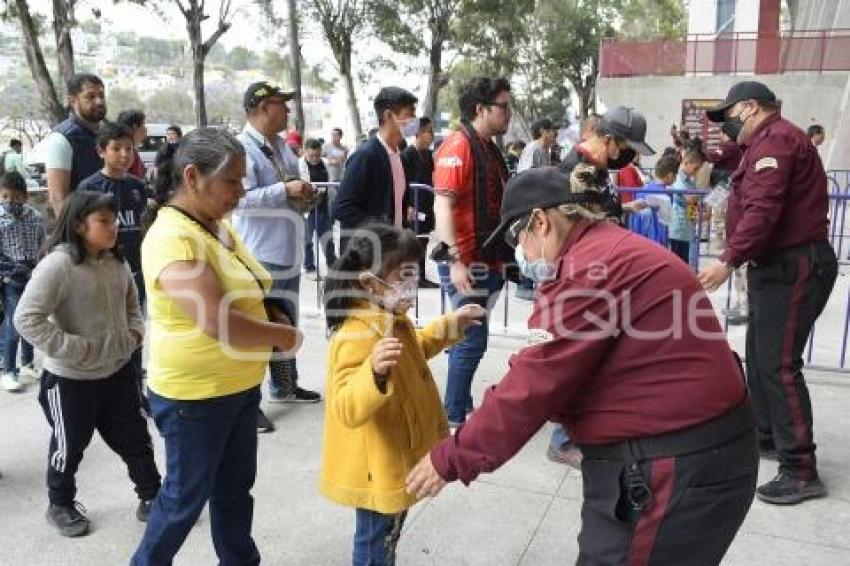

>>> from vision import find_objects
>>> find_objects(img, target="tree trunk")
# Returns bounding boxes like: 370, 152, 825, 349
15, 0, 66, 125
52, 0, 75, 96
422, 30, 445, 120
287, 0, 305, 132
342, 70, 362, 140
193, 53, 207, 127
338, 48, 362, 140
186, 9, 207, 127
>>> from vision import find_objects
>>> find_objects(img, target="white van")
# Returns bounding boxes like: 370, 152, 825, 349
138, 123, 172, 167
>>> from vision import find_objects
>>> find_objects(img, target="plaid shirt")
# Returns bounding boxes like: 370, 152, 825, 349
0, 204, 45, 281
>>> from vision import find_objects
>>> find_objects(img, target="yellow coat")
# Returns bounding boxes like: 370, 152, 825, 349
320, 306, 463, 514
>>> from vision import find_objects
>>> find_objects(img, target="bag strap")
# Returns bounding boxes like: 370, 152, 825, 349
166, 204, 267, 295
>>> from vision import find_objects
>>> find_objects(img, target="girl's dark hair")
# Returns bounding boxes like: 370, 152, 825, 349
143, 127, 245, 233
324, 224, 423, 332
43, 190, 124, 264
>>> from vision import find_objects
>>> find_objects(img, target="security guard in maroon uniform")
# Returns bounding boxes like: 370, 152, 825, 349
699, 81, 838, 505
407, 167, 758, 565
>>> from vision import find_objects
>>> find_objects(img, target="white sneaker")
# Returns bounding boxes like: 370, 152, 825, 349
19, 364, 39, 382
1, 372, 23, 392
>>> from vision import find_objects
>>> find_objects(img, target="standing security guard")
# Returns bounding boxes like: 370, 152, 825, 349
407, 167, 758, 565
699, 81, 838, 505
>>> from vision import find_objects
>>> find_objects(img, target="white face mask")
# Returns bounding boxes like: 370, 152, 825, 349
365, 272, 417, 313
396, 116, 420, 138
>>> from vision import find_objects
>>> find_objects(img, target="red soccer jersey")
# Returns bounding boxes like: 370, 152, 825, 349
433, 131, 505, 268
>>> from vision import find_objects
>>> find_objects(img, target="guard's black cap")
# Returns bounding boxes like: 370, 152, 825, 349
243, 81, 295, 110
706, 81, 777, 122
600, 106, 655, 156
482, 167, 602, 250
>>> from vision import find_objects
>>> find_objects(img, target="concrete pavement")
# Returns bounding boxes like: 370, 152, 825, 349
1, 276, 849, 565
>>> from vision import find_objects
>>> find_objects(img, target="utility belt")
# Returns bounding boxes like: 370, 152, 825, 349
749, 239, 833, 270
580, 400, 755, 511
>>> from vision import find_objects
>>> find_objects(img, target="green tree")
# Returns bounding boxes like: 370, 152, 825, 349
146, 88, 195, 124
308, 0, 368, 139
616, 0, 686, 40
108, 87, 145, 118
226, 46, 256, 71
205, 81, 243, 127
3, 0, 65, 124
535, 0, 620, 119
369, 0, 460, 119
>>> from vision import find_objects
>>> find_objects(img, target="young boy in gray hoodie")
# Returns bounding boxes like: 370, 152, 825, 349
14, 191, 160, 538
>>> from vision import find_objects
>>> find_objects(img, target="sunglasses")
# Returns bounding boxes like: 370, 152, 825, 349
504, 213, 533, 248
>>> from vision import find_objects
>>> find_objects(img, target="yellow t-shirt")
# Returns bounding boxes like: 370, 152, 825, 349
142, 207, 272, 400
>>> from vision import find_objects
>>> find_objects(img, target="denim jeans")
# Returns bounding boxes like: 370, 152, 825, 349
132, 387, 261, 566
437, 263, 504, 424
260, 262, 301, 395
550, 424, 571, 450
353, 508, 407, 566
2, 280, 33, 373
304, 202, 337, 270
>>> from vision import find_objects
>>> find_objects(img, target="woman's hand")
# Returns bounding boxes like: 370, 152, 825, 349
371, 337, 403, 376
274, 325, 304, 354
455, 304, 487, 331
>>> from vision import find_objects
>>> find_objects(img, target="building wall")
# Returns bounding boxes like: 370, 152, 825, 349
597, 72, 850, 170
791, 0, 850, 30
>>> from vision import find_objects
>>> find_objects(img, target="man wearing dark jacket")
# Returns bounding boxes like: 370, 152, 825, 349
333, 87, 417, 248
401, 116, 438, 288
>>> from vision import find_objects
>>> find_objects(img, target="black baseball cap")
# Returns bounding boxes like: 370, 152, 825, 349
706, 81, 777, 122
482, 167, 602, 250
243, 81, 295, 110
600, 106, 655, 156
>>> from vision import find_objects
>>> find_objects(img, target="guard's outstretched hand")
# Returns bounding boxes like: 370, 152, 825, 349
406, 453, 447, 499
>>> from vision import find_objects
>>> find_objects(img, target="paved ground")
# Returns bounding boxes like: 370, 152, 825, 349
1, 266, 849, 565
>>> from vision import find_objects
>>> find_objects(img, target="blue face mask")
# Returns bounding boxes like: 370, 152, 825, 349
514, 232, 555, 283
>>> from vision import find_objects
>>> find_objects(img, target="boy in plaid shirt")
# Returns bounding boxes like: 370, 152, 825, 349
0, 171, 45, 391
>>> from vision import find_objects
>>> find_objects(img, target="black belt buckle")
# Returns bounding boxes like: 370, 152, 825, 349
625, 463, 653, 511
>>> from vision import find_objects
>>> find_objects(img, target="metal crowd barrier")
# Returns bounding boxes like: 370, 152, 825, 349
306, 180, 850, 373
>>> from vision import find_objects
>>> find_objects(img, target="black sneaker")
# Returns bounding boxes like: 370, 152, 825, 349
280, 386, 322, 403
46, 502, 90, 537
756, 472, 826, 505
257, 409, 275, 433
136, 499, 154, 522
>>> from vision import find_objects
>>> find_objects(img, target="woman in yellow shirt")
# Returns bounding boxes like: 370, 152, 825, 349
132, 128, 302, 565
320, 224, 484, 565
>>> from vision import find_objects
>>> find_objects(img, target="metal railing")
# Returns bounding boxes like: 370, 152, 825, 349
600, 29, 850, 77
305, 180, 849, 373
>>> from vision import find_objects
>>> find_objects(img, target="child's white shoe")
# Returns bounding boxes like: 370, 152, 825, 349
1, 372, 24, 392
19, 364, 39, 383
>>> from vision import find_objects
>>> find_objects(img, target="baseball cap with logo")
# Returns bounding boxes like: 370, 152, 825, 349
706, 81, 777, 123
243, 81, 295, 111
599, 106, 655, 156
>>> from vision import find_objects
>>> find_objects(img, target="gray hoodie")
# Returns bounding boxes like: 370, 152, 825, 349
14, 246, 144, 380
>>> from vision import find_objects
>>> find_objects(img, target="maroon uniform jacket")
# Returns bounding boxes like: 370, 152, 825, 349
432, 221, 746, 485
721, 113, 829, 267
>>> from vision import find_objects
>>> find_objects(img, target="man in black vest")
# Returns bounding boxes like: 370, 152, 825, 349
43, 74, 106, 215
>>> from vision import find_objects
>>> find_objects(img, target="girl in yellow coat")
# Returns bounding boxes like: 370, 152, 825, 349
320, 224, 485, 565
